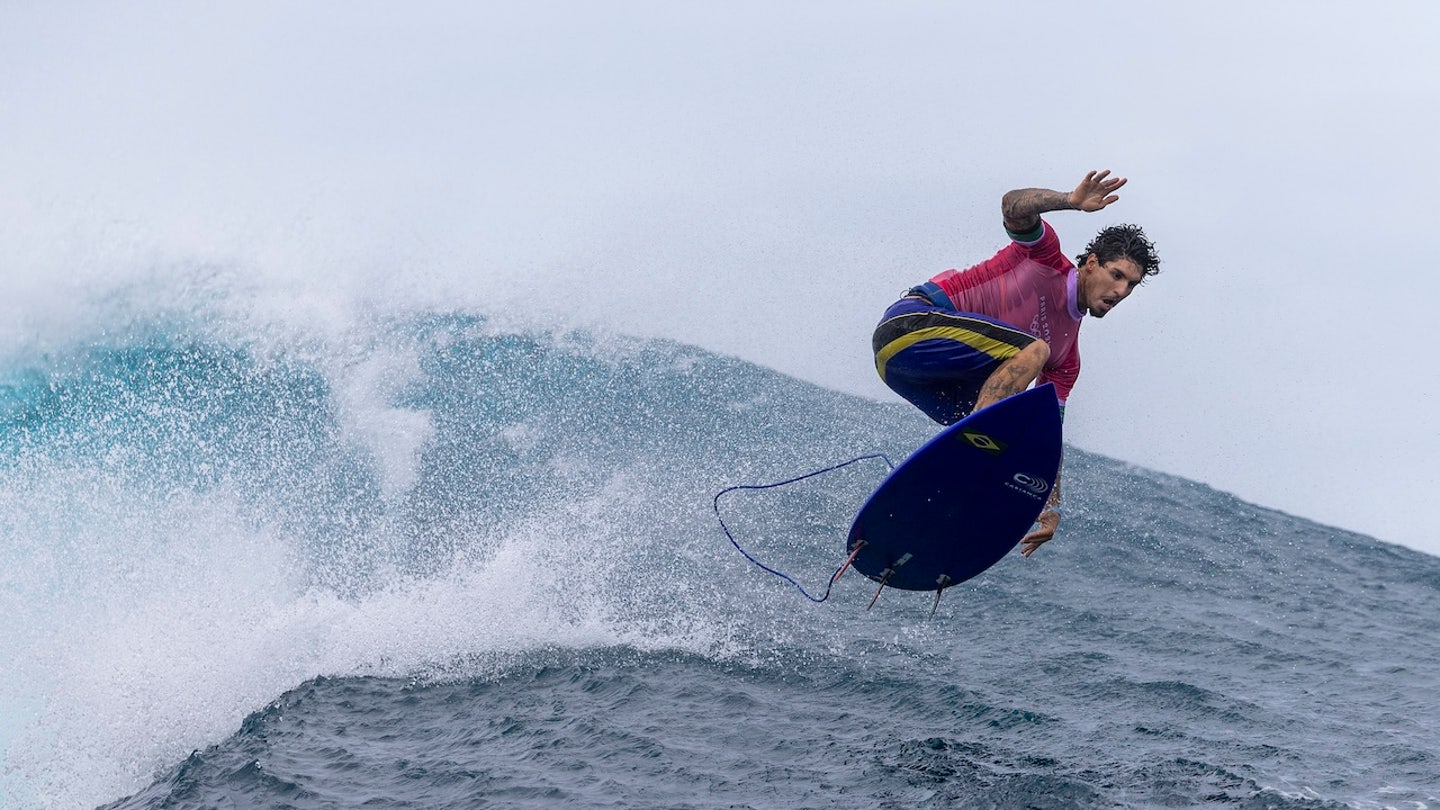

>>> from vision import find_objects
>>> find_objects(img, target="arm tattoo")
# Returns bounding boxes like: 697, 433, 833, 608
978, 356, 1041, 406
1002, 188, 1073, 231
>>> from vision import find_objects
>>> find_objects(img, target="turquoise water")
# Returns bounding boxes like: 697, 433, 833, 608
2, 310, 1437, 809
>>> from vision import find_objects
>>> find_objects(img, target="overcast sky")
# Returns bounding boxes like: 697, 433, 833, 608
3, 1, 1437, 556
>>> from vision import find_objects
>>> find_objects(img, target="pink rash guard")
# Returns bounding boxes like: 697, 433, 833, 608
927, 219, 1084, 405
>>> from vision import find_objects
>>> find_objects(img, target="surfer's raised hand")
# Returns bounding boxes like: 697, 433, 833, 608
1067, 170, 1126, 213
1020, 509, 1060, 557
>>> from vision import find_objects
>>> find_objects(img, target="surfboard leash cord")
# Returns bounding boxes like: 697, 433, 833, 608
712, 453, 894, 603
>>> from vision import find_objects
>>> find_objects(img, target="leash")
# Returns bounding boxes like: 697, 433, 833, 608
712, 453, 893, 602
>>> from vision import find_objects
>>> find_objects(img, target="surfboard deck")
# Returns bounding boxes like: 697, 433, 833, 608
846, 384, 1063, 591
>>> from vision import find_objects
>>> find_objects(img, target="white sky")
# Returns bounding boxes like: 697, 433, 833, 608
2, 1, 1437, 555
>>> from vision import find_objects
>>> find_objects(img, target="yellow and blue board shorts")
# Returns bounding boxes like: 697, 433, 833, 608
872, 285, 1037, 426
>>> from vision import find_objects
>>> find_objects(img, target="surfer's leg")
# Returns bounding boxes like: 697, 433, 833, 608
882, 376, 974, 425
973, 339, 1049, 412
873, 301, 1041, 425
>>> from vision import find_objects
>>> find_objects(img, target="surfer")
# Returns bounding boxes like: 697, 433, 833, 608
872, 170, 1160, 557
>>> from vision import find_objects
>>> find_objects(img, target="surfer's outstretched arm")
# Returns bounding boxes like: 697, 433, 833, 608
1002, 169, 1126, 233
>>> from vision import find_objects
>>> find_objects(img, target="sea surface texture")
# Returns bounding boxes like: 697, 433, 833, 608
2, 309, 1437, 809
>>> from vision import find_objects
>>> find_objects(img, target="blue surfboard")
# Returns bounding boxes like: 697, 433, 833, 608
846, 384, 1063, 591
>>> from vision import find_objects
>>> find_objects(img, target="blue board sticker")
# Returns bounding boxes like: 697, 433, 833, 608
846, 384, 1063, 591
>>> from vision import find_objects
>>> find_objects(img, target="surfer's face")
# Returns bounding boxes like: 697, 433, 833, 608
1077, 255, 1144, 318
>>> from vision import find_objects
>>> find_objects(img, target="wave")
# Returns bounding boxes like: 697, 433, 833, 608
2, 277, 1438, 808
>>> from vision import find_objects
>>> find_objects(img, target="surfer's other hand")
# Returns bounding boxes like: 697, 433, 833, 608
1021, 509, 1060, 557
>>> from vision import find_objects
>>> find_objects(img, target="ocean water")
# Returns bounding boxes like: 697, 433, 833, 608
2, 295, 1438, 810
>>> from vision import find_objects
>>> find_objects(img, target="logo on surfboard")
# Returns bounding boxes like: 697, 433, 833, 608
1010, 473, 1050, 496
961, 431, 1007, 456
1003, 472, 1051, 501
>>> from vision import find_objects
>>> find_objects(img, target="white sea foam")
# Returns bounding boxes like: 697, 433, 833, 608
0, 384, 729, 810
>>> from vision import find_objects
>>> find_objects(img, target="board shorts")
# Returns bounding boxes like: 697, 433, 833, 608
872, 284, 1038, 426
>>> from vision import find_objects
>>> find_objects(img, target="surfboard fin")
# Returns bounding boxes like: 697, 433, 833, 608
867, 569, 892, 610
930, 575, 953, 617
833, 541, 866, 585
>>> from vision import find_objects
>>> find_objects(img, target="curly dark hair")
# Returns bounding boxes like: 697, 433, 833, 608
1076, 224, 1160, 277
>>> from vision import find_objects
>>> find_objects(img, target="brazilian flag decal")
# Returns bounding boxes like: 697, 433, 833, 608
961, 431, 1007, 456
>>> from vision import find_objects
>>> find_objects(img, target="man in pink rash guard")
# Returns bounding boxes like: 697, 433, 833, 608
872, 170, 1161, 557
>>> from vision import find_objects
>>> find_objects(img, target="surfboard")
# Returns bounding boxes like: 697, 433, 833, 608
846, 384, 1063, 592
